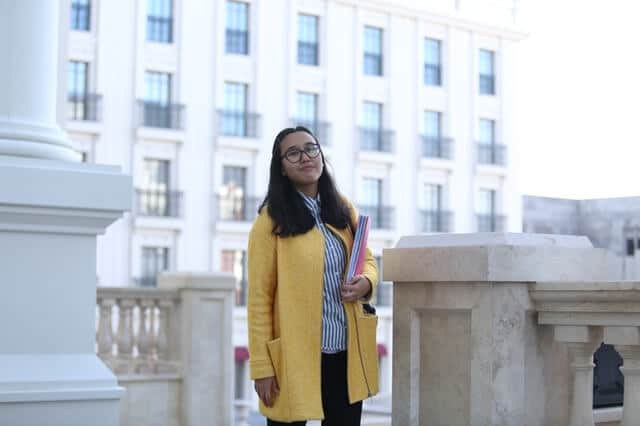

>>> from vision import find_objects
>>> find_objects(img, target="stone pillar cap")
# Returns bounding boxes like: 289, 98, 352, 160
384, 233, 615, 283
158, 272, 236, 291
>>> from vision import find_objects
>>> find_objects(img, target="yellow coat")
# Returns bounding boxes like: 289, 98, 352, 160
247, 200, 379, 422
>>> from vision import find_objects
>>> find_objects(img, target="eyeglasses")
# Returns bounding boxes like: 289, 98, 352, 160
280, 143, 321, 163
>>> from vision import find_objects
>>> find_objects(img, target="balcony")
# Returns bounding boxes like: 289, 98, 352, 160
359, 128, 395, 153
216, 195, 262, 222
476, 213, 506, 232
477, 142, 507, 166
290, 119, 331, 146
217, 110, 261, 138
137, 100, 185, 130
421, 137, 453, 160
358, 205, 394, 230
132, 276, 158, 288
67, 93, 102, 121
420, 209, 453, 233
135, 189, 183, 218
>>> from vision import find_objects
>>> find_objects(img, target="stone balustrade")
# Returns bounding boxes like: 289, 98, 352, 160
384, 233, 631, 426
531, 281, 640, 426
96, 272, 235, 426
97, 287, 180, 376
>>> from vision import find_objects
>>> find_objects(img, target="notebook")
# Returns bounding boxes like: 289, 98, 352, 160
346, 215, 376, 315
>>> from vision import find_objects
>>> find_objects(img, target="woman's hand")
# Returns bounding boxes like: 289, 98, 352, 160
254, 376, 279, 407
341, 275, 372, 303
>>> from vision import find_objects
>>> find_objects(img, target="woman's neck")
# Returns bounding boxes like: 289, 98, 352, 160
296, 183, 318, 198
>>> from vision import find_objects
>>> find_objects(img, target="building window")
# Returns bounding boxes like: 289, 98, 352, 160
142, 71, 175, 127
221, 250, 248, 306
298, 14, 319, 65
67, 61, 88, 120
363, 26, 383, 76
479, 119, 495, 145
145, 71, 172, 104
425, 111, 442, 140
226, 1, 249, 55
360, 177, 389, 229
361, 102, 383, 151
70, 0, 91, 31
479, 49, 496, 95
146, 0, 173, 43
220, 166, 247, 220
140, 246, 169, 287
422, 183, 445, 232
139, 159, 172, 216
222, 82, 248, 136
424, 38, 441, 86
296, 92, 318, 126
477, 189, 502, 232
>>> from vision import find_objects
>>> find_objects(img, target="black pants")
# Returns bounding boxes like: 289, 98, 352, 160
267, 351, 362, 426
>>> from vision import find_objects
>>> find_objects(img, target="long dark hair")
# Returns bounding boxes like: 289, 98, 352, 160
258, 126, 351, 237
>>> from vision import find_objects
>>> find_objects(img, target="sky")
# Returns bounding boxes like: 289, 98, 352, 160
515, 0, 640, 200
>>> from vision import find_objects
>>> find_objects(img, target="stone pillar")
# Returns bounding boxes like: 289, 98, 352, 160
605, 326, 640, 426
0, 0, 79, 161
159, 272, 235, 426
0, 2, 131, 425
384, 233, 615, 426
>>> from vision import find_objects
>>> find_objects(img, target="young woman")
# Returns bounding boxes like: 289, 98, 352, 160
247, 126, 380, 425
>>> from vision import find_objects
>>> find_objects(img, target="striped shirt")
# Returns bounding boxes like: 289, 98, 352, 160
299, 191, 347, 353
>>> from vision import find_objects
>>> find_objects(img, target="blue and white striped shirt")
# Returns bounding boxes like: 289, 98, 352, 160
299, 191, 347, 353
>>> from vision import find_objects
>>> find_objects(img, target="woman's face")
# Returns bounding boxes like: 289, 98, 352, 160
279, 131, 323, 190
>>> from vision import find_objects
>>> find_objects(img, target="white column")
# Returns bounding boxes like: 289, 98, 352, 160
0, 2, 131, 425
0, 0, 79, 161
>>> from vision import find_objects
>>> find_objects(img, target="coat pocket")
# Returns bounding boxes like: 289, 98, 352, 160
266, 337, 283, 385
357, 314, 380, 395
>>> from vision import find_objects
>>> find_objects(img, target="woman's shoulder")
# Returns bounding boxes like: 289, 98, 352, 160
250, 204, 276, 237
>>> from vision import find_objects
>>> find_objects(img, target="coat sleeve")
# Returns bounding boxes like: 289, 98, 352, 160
344, 198, 379, 302
247, 210, 278, 379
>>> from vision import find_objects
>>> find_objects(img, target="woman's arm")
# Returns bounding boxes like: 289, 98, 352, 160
247, 210, 278, 379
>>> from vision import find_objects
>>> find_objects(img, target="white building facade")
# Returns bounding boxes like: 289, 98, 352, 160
59, 0, 525, 416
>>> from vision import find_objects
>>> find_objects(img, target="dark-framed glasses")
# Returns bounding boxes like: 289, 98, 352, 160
281, 143, 321, 163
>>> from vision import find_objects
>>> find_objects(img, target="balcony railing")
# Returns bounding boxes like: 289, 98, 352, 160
476, 213, 506, 232
216, 195, 262, 222
133, 276, 158, 288
137, 100, 185, 130
420, 210, 453, 233
67, 93, 102, 121
217, 110, 261, 138
477, 143, 507, 166
358, 205, 394, 230
290, 119, 331, 146
421, 137, 453, 159
359, 128, 395, 153
135, 189, 183, 218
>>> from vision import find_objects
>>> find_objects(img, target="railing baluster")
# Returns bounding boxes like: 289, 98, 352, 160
97, 298, 115, 357
137, 299, 153, 359
117, 299, 135, 358
156, 299, 172, 361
